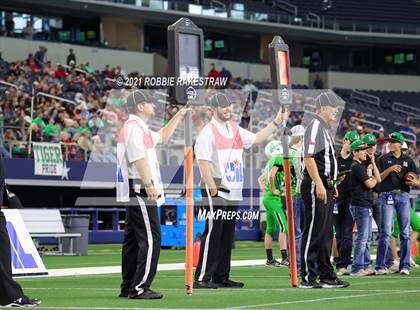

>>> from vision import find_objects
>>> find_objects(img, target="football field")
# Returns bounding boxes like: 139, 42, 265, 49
17, 242, 420, 310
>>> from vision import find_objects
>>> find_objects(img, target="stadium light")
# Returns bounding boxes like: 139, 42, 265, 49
168, 17, 204, 105
268, 36, 298, 288
168, 17, 204, 296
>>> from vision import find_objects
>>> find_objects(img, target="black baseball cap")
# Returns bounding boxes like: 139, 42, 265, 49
209, 93, 231, 108
315, 91, 341, 109
126, 90, 154, 109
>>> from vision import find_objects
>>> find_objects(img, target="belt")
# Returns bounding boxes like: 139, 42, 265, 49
383, 190, 402, 195
326, 179, 337, 189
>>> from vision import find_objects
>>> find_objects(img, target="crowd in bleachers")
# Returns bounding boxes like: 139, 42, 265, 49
0, 46, 126, 161
1, 49, 419, 166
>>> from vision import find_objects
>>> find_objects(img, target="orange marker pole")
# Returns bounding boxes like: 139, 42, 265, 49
185, 110, 194, 295
283, 157, 298, 287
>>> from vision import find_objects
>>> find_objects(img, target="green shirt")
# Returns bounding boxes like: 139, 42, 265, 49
85, 66, 94, 73
77, 126, 91, 135
263, 156, 284, 195
263, 155, 298, 196
44, 124, 60, 136
33, 117, 46, 127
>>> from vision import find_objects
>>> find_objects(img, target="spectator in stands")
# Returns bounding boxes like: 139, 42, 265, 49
243, 79, 258, 107
313, 74, 324, 89
43, 61, 55, 75
377, 130, 385, 145
55, 64, 68, 79
5, 13, 14, 37
116, 65, 127, 78
32, 112, 46, 128
29, 123, 43, 143
3, 130, 20, 156
22, 20, 33, 40
220, 67, 232, 84
0, 136, 10, 158
356, 125, 364, 137
239, 103, 251, 129
88, 113, 105, 136
61, 119, 77, 138
207, 63, 220, 80
66, 49, 76, 66
89, 135, 116, 163
102, 64, 111, 77
84, 62, 94, 74
401, 121, 414, 134
43, 118, 60, 142
77, 117, 91, 136
163, 105, 179, 126
76, 129, 93, 154
338, 117, 350, 137
34, 46, 47, 69
28, 59, 40, 73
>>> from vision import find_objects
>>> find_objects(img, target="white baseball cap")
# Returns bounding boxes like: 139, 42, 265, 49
264, 140, 283, 158
290, 125, 305, 137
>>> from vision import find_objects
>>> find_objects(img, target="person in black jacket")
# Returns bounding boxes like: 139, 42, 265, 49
335, 130, 359, 276
348, 139, 381, 276
0, 153, 41, 307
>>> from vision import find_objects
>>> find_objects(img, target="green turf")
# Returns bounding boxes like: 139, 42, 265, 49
41, 242, 266, 269
18, 266, 420, 310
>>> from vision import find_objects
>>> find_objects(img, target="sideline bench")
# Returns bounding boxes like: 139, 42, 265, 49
19, 209, 81, 255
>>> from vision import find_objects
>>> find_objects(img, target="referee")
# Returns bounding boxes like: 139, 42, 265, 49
194, 92, 287, 289
117, 90, 188, 299
0, 154, 40, 307
300, 91, 349, 289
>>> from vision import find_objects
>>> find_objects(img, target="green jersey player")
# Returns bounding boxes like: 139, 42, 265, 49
261, 141, 291, 267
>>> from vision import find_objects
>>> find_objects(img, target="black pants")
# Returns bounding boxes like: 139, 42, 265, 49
194, 188, 238, 282
120, 187, 161, 296
334, 196, 354, 269
0, 153, 25, 305
300, 177, 336, 282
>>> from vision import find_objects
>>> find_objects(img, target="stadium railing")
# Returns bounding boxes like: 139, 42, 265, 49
392, 102, 420, 118
96, 0, 420, 35
350, 90, 380, 107
349, 117, 384, 133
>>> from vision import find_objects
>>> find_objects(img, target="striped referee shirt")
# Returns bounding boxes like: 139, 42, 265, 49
303, 115, 338, 181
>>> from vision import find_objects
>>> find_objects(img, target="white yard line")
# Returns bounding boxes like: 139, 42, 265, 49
230, 290, 420, 310
28, 290, 420, 310
17, 260, 267, 278
23, 287, 416, 293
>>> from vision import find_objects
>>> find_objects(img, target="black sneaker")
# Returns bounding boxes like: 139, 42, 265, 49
193, 280, 218, 289
3, 296, 41, 307
279, 258, 290, 267
265, 259, 282, 267
213, 279, 244, 288
320, 278, 350, 289
118, 292, 128, 298
128, 288, 163, 299
299, 280, 322, 289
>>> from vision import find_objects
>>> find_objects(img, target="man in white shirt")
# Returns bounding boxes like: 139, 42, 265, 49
117, 90, 188, 299
194, 92, 287, 289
